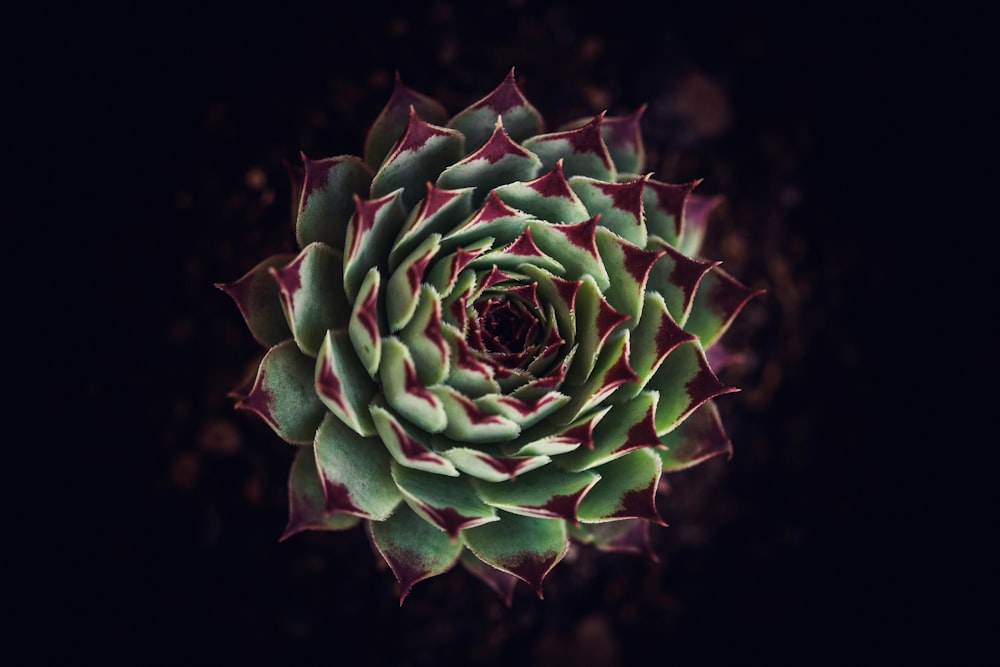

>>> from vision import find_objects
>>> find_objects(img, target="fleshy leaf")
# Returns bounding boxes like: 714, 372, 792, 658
463, 511, 568, 598
576, 448, 664, 524
648, 339, 738, 435
237, 340, 326, 444
440, 190, 530, 253
370, 396, 459, 476
569, 174, 648, 247
269, 243, 349, 357
446, 68, 544, 152
391, 462, 499, 538
314, 413, 401, 520
468, 226, 564, 275
315, 330, 377, 436
386, 233, 441, 332
473, 466, 600, 523
493, 160, 591, 223
594, 226, 663, 328
295, 154, 373, 250
601, 106, 647, 175
646, 239, 717, 327
441, 445, 550, 482
459, 549, 519, 606
617, 291, 696, 401
561, 390, 660, 472
437, 117, 542, 207
344, 189, 408, 303
215, 254, 295, 347
379, 337, 448, 433
476, 392, 570, 430
369, 502, 463, 603
522, 114, 616, 181
349, 267, 383, 378
430, 385, 521, 444
563, 275, 629, 385
390, 183, 475, 271
399, 284, 450, 385
281, 445, 361, 541
559, 328, 638, 421
364, 73, 450, 169
683, 266, 763, 348
642, 178, 698, 248
440, 322, 500, 398
528, 215, 609, 290
370, 107, 465, 208
579, 519, 658, 560
658, 400, 733, 471
424, 237, 494, 299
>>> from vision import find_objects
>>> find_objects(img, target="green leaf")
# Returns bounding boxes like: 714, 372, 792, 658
560, 390, 660, 471
647, 340, 737, 435
370, 396, 459, 476
399, 284, 450, 385
379, 337, 448, 433
616, 291, 695, 402
642, 179, 697, 248
314, 413, 402, 520
295, 155, 373, 250
492, 160, 590, 223
569, 175, 648, 247
370, 109, 466, 209
237, 340, 326, 445
521, 115, 616, 181
269, 243, 349, 357
446, 69, 544, 152
369, 502, 463, 603
386, 233, 441, 332
364, 73, 450, 170
463, 511, 568, 598
459, 549, 519, 606
315, 330, 377, 437
348, 267, 383, 378
390, 184, 475, 272
683, 266, 763, 349
430, 384, 521, 444
473, 466, 600, 522
562, 275, 629, 385
645, 239, 717, 328
215, 254, 294, 347
281, 445, 361, 541
576, 448, 664, 524
441, 445, 550, 482
594, 226, 663, 328
391, 462, 499, 538
343, 189, 408, 303
527, 216, 609, 291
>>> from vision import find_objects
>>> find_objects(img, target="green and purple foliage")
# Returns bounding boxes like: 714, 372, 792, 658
218, 70, 760, 604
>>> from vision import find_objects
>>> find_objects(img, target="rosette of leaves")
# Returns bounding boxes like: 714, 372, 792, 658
218, 69, 760, 604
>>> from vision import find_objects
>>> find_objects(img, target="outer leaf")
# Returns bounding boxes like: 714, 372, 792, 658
617, 291, 695, 401
569, 174, 648, 247
369, 502, 463, 603
436, 118, 542, 208
560, 390, 661, 472
683, 266, 763, 348
391, 462, 499, 538
314, 413, 402, 520
315, 329, 377, 436
642, 178, 698, 248
295, 154, 373, 249
677, 192, 722, 258
344, 189, 408, 303
463, 511, 568, 598
269, 243, 349, 357
575, 519, 658, 560
370, 108, 466, 208
658, 400, 733, 471
459, 549, 519, 606
576, 448, 665, 524
446, 68, 545, 152
648, 340, 738, 435
528, 216, 609, 291
594, 226, 663, 329
215, 254, 294, 347
645, 239, 717, 328
237, 340, 326, 444
364, 73, 450, 169
281, 445, 361, 541
521, 114, 616, 181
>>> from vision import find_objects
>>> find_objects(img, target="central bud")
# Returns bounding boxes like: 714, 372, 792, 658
468, 291, 542, 370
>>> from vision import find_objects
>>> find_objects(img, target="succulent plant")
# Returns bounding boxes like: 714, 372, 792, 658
218, 69, 760, 604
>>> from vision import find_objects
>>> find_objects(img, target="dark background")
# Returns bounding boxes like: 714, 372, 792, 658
36, 2, 965, 665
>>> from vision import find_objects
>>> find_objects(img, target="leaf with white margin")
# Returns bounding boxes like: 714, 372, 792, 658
295, 154, 373, 250
562, 275, 630, 386
369, 502, 463, 604
493, 159, 590, 224
314, 413, 401, 520
576, 448, 665, 524
441, 444, 550, 482
369, 396, 459, 476
594, 226, 663, 329
390, 183, 475, 272
463, 511, 568, 598
616, 291, 695, 402
349, 267, 383, 378
430, 384, 521, 444
645, 239, 717, 328
269, 243, 349, 357
569, 174, 648, 247
315, 329, 377, 436
379, 337, 448, 433
344, 189, 408, 303
521, 114, 615, 181
390, 461, 498, 538
683, 266, 763, 349
446, 68, 545, 152
439, 323, 500, 398
560, 390, 661, 472
476, 391, 569, 430
281, 445, 361, 541
528, 215, 609, 291
363, 72, 450, 170
648, 339, 738, 436
386, 233, 441, 333
237, 340, 326, 445
473, 465, 600, 522
398, 284, 450, 386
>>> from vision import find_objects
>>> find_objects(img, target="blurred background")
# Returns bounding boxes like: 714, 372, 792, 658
47, 2, 949, 664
